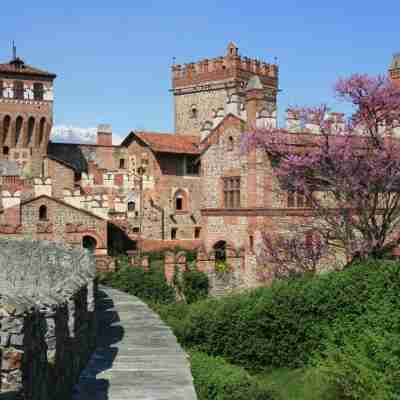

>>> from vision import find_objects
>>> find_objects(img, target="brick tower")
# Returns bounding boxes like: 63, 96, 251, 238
172, 42, 279, 137
0, 49, 56, 176
390, 53, 400, 85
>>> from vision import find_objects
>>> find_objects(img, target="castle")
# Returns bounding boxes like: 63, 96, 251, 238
0, 44, 399, 284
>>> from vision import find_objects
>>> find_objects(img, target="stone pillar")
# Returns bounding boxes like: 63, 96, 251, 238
164, 251, 176, 284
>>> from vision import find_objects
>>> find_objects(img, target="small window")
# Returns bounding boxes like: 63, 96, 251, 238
39, 205, 47, 221
133, 227, 140, 233
128, 201, 135, 211
171, 228, 177, 240
0, 80, 3, 98
3, 146, 9, 155
176, 197, 183, 211
228, 136, 234, 151
33, 82, 44, 101
249, 235, 254, 251
14, 81, 24, 100
195, 227, 201, 239
119, 158, 125, 169
191, 105, 198, 119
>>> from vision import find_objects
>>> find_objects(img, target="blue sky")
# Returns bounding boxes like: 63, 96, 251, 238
1, 1, 399, 143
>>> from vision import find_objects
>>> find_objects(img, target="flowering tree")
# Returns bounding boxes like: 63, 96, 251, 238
243, 74, 400, 267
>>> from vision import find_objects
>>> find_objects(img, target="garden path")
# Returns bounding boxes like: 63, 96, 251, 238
73, 286, 197, 400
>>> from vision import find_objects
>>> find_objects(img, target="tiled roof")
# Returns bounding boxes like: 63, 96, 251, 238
122, 131, 201, 154
0, 58, 56, 78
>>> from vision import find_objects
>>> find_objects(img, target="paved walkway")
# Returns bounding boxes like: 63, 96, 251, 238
73, 286, 197, 400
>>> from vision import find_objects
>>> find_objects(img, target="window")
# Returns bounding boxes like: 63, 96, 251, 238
82, 235, 97, 253
171, 228, 177, 240
33, 82, 44, 101
119, 158, 125, 169
195, 227, 201, 239
15, 116, 23, 146
39, 118, 46, 145
190, 105, 198, 119
223, 177, 240, 208
14, 81, 24, 100
3, 146, 9, 155
0, 80, 3, 98
27, 117, 35, 145
186, 157, 200, 175
133, 227, 140, 233
176, 197, 183, 210
39, 205, 47, 221
128, 201, 136, 211
3, 115, 10, 143
228, 136, 234, 151
249, 235, 254, 251
174, 189, 187, 212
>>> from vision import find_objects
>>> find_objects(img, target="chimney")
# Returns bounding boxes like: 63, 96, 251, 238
245, 75, 265, 127
97, 124, 112, 146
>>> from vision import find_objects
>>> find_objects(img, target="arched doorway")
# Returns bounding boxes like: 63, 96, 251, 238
82, 235, 97, 253
213, 240, 227, 262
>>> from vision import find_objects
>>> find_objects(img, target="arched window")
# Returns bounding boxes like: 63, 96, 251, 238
82, 235, 97, 253
228, 136, 234, 151
39, 118, 46, 145
3, 115, 11, 144
128, 201, 136, 212
190, 105, 198, 119
39, 205, 47, 221
27, 117, 35, 145
213, 241, 227, 262
174, 189, 187, 212
15, 116, 23, 146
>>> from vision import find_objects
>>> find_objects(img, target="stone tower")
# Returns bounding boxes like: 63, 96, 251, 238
172, 42, 279, 137
389, 53, 400, 85
0, 52, 56, 176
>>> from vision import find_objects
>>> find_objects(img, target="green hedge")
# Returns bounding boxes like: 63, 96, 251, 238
98, 259, 176, 305
164, 260, 400, 370
190, 351, 272, 400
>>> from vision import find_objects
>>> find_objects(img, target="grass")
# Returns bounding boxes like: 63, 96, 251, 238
254, 368, 337, 400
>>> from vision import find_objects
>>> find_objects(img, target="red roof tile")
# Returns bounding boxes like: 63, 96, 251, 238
122, 131, 201, 154
0, 58, 56, 79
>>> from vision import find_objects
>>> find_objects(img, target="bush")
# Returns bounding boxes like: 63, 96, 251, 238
166, 260, 400, 370
99, 257, 176, 304
181, 268, 209, 304
309, 329, 400, 400
190, 350, 273, 400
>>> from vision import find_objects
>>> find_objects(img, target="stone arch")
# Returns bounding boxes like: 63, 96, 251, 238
82, 235, 97, 253
27, 116, 35, 146
174, 189, 188, 212
213, 240, 227, 262
15, 115, 23, 146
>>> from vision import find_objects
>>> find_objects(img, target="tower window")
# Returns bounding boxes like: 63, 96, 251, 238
228, 136, 234, 151
190, 105, 198, 119
171, 228, 177, 240
33, 83, 44, 101
39, 205, 47, 221
119, 158, 125, 169
14, 81, 24, 100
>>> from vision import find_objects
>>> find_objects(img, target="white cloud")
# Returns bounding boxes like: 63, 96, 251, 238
51, 125, 125, 145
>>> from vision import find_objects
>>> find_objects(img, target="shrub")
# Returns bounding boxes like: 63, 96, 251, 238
189, 350, 273, 400
309, 329, 400, 400
99, 257, 176, 304
182, 268, 209, 304
167, 260, 400, 370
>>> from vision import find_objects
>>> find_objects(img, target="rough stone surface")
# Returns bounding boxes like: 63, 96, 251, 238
73, 286, 197, 400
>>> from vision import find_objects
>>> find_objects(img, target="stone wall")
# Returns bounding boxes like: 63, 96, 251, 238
0, 238, 97, 399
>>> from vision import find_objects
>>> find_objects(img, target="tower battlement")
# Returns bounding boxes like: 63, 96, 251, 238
172, 42, 278, 89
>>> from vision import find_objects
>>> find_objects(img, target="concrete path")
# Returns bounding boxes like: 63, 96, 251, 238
73, 286, 197, 400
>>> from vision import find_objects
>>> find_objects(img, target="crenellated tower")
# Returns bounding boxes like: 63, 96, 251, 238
390, 53, 400, 86
172, 42, 279, 137
0, 51, 56, 176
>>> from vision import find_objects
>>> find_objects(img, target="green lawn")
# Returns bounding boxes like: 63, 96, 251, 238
254, 368, 337, 400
